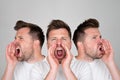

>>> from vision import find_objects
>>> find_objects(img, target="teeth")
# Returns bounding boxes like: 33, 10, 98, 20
16, 47, 19, 50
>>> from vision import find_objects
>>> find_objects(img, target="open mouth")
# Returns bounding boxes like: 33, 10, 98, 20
54, 49, 66, 60
14, 48, 20, 57
99, 46, 105, 55
57, 50, 63, 56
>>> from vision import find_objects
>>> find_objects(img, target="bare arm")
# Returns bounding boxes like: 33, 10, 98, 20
102, 39, 120, 80
62, 44, 77, 80
2, 65, 15, 80
62, 67, 77, 80
45, 67, 58, 80
45, 44, 59, 80
106, 61, 120, 80
2, 42, 17, 80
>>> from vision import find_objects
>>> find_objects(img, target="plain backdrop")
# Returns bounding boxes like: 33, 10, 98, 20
0, 0, 120, 79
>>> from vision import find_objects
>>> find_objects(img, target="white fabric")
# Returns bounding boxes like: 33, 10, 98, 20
13, 61, 34, 80
89, 59, 112, 80
30, 57, 93, 80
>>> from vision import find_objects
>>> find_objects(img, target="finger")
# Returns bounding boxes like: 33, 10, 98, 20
106, 40, 113, 53
62, 43, 71, 57
102, 39, 108, 52
7, 43, 13, 55
11, 42, 16, 54
48, 43, 56, 57
102, 39, 113, 54
47, 44, 59, 64
6, 43, 11, 56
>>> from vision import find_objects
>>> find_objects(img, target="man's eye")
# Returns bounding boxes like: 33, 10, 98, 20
63, 38, 67, 40
93, 37, 96, 39
51, 38, 56, 41
19, 37, 23, 40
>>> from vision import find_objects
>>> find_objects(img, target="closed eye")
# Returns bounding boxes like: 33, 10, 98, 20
62, 38, 67, 40
51, 38, 56, 41
92, 36, 96, 39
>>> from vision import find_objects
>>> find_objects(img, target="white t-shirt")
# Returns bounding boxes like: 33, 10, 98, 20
30, 57, 93, 80
89, 59, 112, 80
13, 61, 35, 80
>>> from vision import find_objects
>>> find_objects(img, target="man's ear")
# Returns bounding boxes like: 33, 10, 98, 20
34, 40, 40, 46
77, 41, 84, 50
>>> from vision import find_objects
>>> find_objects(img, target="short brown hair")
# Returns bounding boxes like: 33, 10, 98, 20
14, 20, 45, 47
46, 19, 71, 40
73, 18, 99, 47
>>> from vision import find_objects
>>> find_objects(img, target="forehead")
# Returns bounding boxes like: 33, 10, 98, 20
85, 28, 100, 35
48, 28, 70, 37
16, 27, 30, 36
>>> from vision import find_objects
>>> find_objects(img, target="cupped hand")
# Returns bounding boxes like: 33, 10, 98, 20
61, 43, 73, 68
47, 44, 59, 70
6, 42, 18, 67
101, 39, 114, 64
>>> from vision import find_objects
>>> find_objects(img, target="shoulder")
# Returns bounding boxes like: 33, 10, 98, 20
71, 57, 90, 66
71, 57, 91, 71
33, 57, 49, 70
71, 57, 93, 80
30, 57, 50, 79
90, 59, 107, 67
89, 59, 110, 73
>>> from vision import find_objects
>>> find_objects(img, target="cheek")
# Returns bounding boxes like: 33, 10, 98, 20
22, 42, 33, 49
64, 41, 71, 49
48, 40, 56, 45
47, 42, 54, 49
85, 43, 97, 54
86, 40, 95, 47
84, 42, 92, 50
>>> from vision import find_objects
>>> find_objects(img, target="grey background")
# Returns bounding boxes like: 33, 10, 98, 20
0, 0, 120, 78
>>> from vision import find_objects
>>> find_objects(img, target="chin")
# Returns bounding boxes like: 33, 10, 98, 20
96, 55, 103, 59
17, 57, 24, 61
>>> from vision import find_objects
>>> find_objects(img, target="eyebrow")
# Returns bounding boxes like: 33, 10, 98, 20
15, 35, 23, 39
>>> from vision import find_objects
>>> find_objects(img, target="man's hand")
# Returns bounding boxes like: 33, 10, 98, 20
61, 43, 73, 68
6, 41, 18, 67
102, 39, 120, 80
2, 42, 18, 80
102, 39, 114, 64
45, 44, 59, 80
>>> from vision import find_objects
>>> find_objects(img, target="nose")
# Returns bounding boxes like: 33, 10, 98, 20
14, 37, 19, 43
56, 39, 62, 46
14, 38, 18, 42
98, 38, 103, 45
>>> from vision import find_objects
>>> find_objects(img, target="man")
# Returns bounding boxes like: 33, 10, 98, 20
73, 18, 120, 80
30, 19, 92, 80
2, 20, 45, 80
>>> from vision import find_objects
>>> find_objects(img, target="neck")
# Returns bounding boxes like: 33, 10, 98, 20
27, 48, 45, 63
76, 51, 94, 62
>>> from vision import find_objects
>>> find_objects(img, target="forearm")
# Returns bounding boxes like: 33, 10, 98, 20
63, 67, 77, 80
45, 69, 58, 80
2, 65, 15, 80
106, 61, 120, 80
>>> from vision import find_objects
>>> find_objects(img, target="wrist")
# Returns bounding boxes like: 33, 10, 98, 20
105, 60, 115, 68
7, 63, 16, 70
63, 66, 71, 73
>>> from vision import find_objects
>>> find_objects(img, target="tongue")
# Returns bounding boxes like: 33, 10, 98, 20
57, 50, 63, 57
